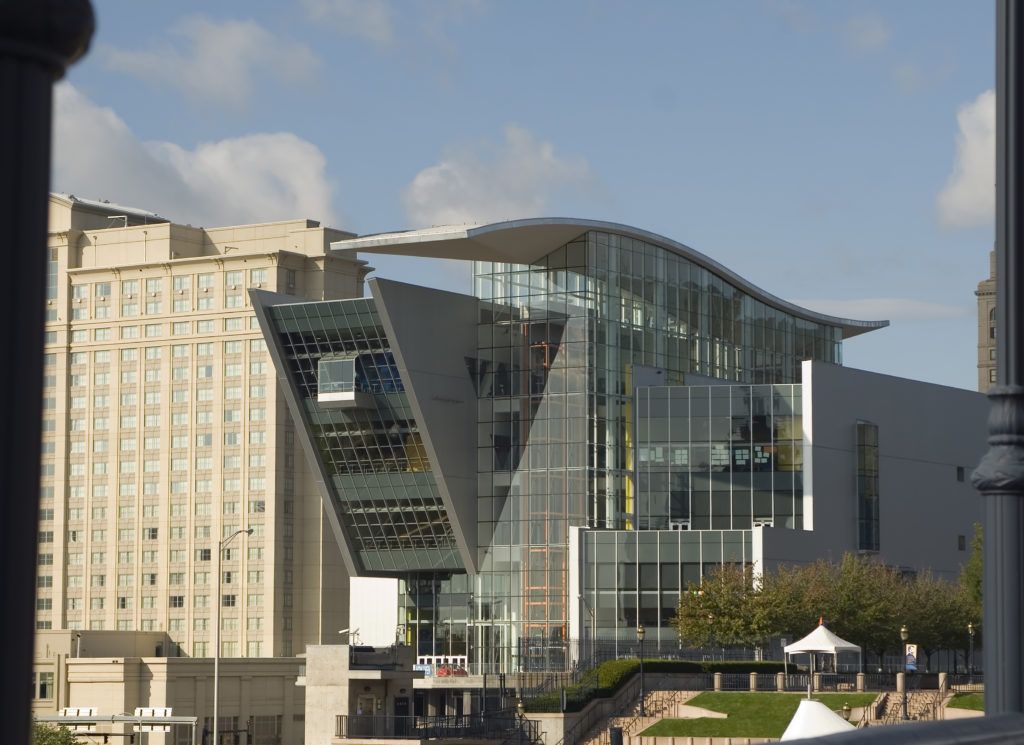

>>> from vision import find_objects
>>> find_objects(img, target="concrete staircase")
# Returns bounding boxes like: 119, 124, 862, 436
580, 685, 700, 745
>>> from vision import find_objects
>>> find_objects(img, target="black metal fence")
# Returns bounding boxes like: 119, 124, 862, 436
336, 713, 540, 741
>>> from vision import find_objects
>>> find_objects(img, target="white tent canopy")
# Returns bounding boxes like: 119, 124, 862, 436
784, 620, 862, 674
780, 699, 856, 740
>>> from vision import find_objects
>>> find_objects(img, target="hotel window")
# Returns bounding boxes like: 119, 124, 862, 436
95, 327, 111, 341
197, 342, 213, 356
225, 363, 242, 377
144, 391, 161, 405
225, 317, 243, 331
249, 384, 265, 398
172, 322, 189, 335
198, 297, 215, 310
224, 432, 240, 445
197, 365, 213, 378
250, 268, 267, 285
117, 596, 133, 610
71, 307, 88, 321
198, 273, 214, 290
247, 617, 263, 630
169, 595, 185, 608
94, 350, 110, 363
249, 430, 266, 444
94, 393, 110, 407
224, 340, 243, 354
250, 361, 266, 375
146, 278, 162, 294
225, 295, 243, 308
225, 270, 242, 287
173, 298, 189, 312
193, 642, 209, 657
141, 597, 156, 609
222, 594, 237, 607
122, 279, 139, 296
90, 551, 106, 564
249, 407, 266, 421
248, 593, 263, 607
172, 389, 189, 403
197, 320, 214, 333
121, 370, 137, 384
196, 387, 214, 401
95, 304, 111, 319
145, 323, 162, 337
122, 302, 139, 316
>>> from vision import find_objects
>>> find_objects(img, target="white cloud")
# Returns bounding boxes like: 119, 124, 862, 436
301, 0, 394, 45
99, 16, 319, 110
937, 89, 995, 228
790, 298, 970, 322
53, 83, 338, 227
401, 124, 596, 227
843, 13, 891, 52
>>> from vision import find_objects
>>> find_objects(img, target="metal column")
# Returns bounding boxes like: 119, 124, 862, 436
973, 0, 1024, 716
0, 3, 93, 744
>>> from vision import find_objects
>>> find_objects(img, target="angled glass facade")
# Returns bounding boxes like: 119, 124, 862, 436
264, 300, 461, 572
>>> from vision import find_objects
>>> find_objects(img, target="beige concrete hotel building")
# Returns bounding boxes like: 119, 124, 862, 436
37, 194, 366, 661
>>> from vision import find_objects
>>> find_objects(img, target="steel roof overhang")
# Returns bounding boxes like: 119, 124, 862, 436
332, 217, 888, 340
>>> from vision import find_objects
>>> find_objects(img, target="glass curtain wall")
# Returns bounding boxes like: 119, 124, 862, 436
634, 384, 804, 532
466, 231, 836, 672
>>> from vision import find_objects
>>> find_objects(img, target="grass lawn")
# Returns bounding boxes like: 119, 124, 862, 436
947, 693, 984, 711
639, 692, 878, 738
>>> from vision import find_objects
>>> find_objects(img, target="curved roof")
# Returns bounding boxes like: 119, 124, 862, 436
332, 217, 888, 339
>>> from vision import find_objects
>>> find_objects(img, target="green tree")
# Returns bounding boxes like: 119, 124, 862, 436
672, 564, 762, 647
959, 522, 983, 624
32, 722, 80, 745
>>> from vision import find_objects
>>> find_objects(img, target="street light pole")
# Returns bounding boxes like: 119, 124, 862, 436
900, 624, 909, 721
213, 527, 252, 745
637, 624, 646, 717
969, 622, 976, 681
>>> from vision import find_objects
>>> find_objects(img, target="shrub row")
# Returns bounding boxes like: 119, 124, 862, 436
524, 659, 786, 712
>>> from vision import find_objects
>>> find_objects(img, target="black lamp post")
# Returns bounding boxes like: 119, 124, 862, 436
637, 624, 646, 717
968, 622, 976, 681
516, 699, 525, 745
900, 624, 909, 721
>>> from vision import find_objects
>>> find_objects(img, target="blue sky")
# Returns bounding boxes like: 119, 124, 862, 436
55, 0, 995, 391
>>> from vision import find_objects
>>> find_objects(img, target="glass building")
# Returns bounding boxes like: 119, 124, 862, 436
253, 219, 886, 672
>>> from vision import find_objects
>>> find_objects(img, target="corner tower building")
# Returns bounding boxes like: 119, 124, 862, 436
254, 219, 980, 675
37, 194, 368, 657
